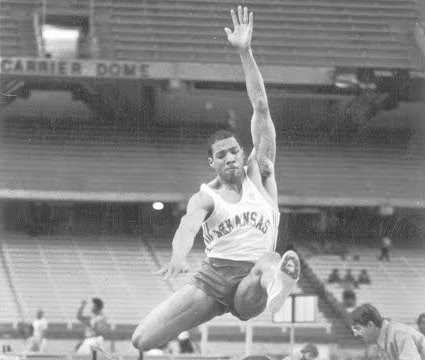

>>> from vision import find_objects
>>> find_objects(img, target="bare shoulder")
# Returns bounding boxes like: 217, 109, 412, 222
188, 188, 215, 213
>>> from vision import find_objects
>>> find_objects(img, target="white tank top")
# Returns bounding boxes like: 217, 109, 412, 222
200, 172, 280, 262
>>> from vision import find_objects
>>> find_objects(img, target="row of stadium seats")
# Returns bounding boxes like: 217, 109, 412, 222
0, 0, 421, 69
0, 1, 39, 57
1, 116, 423, 205
0, 234, 171, 325
92, 0, 421, 68
307, 248, 425, 324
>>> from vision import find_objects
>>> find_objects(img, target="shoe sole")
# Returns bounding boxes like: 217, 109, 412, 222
267, 250, 300, 313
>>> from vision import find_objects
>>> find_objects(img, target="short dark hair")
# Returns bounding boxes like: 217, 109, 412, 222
92, 298, 104, 311
417, 313, 425, 326
350, 303, 383, 327
206, 130, 241, 158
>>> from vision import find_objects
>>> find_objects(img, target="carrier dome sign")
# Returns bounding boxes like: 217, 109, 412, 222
0, 57, 154, 79
0, 56, 333, 84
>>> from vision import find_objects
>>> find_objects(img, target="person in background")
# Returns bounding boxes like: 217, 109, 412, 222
417, 313, 425, 336
357, 269, 371, 285
76, 298, 108, 354
283, 343, 319, 360
25, 310, 48, 352
327, 268, 341, 284
379, 235, 392, 261
343, 269, 358, 288
177, 331, 195, 354
350, 303, 425, 360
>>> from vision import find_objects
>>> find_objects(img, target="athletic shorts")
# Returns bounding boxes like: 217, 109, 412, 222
191, 257, 255, 320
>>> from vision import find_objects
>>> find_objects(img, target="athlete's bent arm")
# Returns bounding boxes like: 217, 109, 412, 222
157, 191, 213, 280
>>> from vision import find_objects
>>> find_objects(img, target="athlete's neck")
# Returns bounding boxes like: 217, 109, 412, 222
217, 176, 243, 192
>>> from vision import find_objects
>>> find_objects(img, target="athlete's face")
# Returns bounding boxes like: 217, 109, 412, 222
351, 322, 379, 344
209, 137, 244, 182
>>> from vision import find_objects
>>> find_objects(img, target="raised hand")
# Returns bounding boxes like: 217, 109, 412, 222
224, 5, 253, 51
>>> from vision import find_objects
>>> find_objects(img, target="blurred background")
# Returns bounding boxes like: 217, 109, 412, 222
0, 0, 424, 360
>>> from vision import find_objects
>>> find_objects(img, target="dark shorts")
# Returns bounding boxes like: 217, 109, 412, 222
191, 257, 255, 320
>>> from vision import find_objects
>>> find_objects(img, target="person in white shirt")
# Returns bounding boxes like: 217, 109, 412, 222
25, 310, 48, 352
132, 5, 300, 353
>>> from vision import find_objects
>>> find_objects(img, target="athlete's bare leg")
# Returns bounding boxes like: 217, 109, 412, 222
233, 252, 280, 319
132, 284, 222, 351
233, 251, 300, 320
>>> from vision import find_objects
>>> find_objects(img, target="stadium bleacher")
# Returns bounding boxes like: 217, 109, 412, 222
0, 0, 422, 68
1, 112, 423, 206
307, 247, 425, 324
92, 0, 422, 68
0, 233, 172, 325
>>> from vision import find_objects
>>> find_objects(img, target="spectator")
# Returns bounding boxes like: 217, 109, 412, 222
350, 303, 425, 360
417, 313, 425, 336
357, 269, 371, 285
342, 288, 357, 309
25, 310, 48, 352
343, 269, 358, 288
177, 331, 195, 354
283, 343, 319, 360
76, 298, 108, 354
379, 236, 392, 261
327, 268, 341, 284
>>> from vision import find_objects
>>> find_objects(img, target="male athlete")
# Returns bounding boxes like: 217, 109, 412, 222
132, 6, 300, 352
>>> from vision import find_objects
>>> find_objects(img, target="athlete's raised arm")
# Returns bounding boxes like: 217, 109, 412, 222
225, 6, 277, 202
156, 191, 213, 280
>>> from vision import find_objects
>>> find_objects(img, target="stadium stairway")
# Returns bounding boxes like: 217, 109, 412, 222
0, 242, 23, 325
307, 246, 425, 325
297, 252, 355, 346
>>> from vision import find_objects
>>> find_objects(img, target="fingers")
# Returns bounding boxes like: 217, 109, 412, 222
224, 27, 232, 36
231, 6, 251, 26
230, 8, 238, 27
238, 5, 243, 24
249, 11, 253, 28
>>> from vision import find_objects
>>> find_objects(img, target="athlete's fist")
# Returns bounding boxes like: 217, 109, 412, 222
224, 5, 253, 51
155, 258, 190, 281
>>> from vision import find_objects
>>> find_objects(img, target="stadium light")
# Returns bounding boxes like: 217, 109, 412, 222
42, 25, 80, 41
152, 202, 164, 211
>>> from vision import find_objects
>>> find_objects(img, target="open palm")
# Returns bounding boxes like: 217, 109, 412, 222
225, 6, 253, 50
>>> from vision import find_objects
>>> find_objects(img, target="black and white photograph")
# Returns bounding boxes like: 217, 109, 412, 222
0, 1, 424, 360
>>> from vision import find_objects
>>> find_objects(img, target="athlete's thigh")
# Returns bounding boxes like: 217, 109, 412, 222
132, 284, 222, 350
233, 252, 280, 320
233, 270, 267, 320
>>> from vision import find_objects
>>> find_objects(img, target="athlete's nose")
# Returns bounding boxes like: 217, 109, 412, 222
226, 154, 236, 165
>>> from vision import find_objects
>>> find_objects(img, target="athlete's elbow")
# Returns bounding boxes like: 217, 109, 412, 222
257, 157, 274, 178
253, 97, 269, 113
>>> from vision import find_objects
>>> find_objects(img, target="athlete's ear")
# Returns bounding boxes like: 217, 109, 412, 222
208, 157, 214, 168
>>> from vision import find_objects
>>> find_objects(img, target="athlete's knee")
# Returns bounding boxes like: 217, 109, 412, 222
131, 328, 153, 352
255, 252, 280, 271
